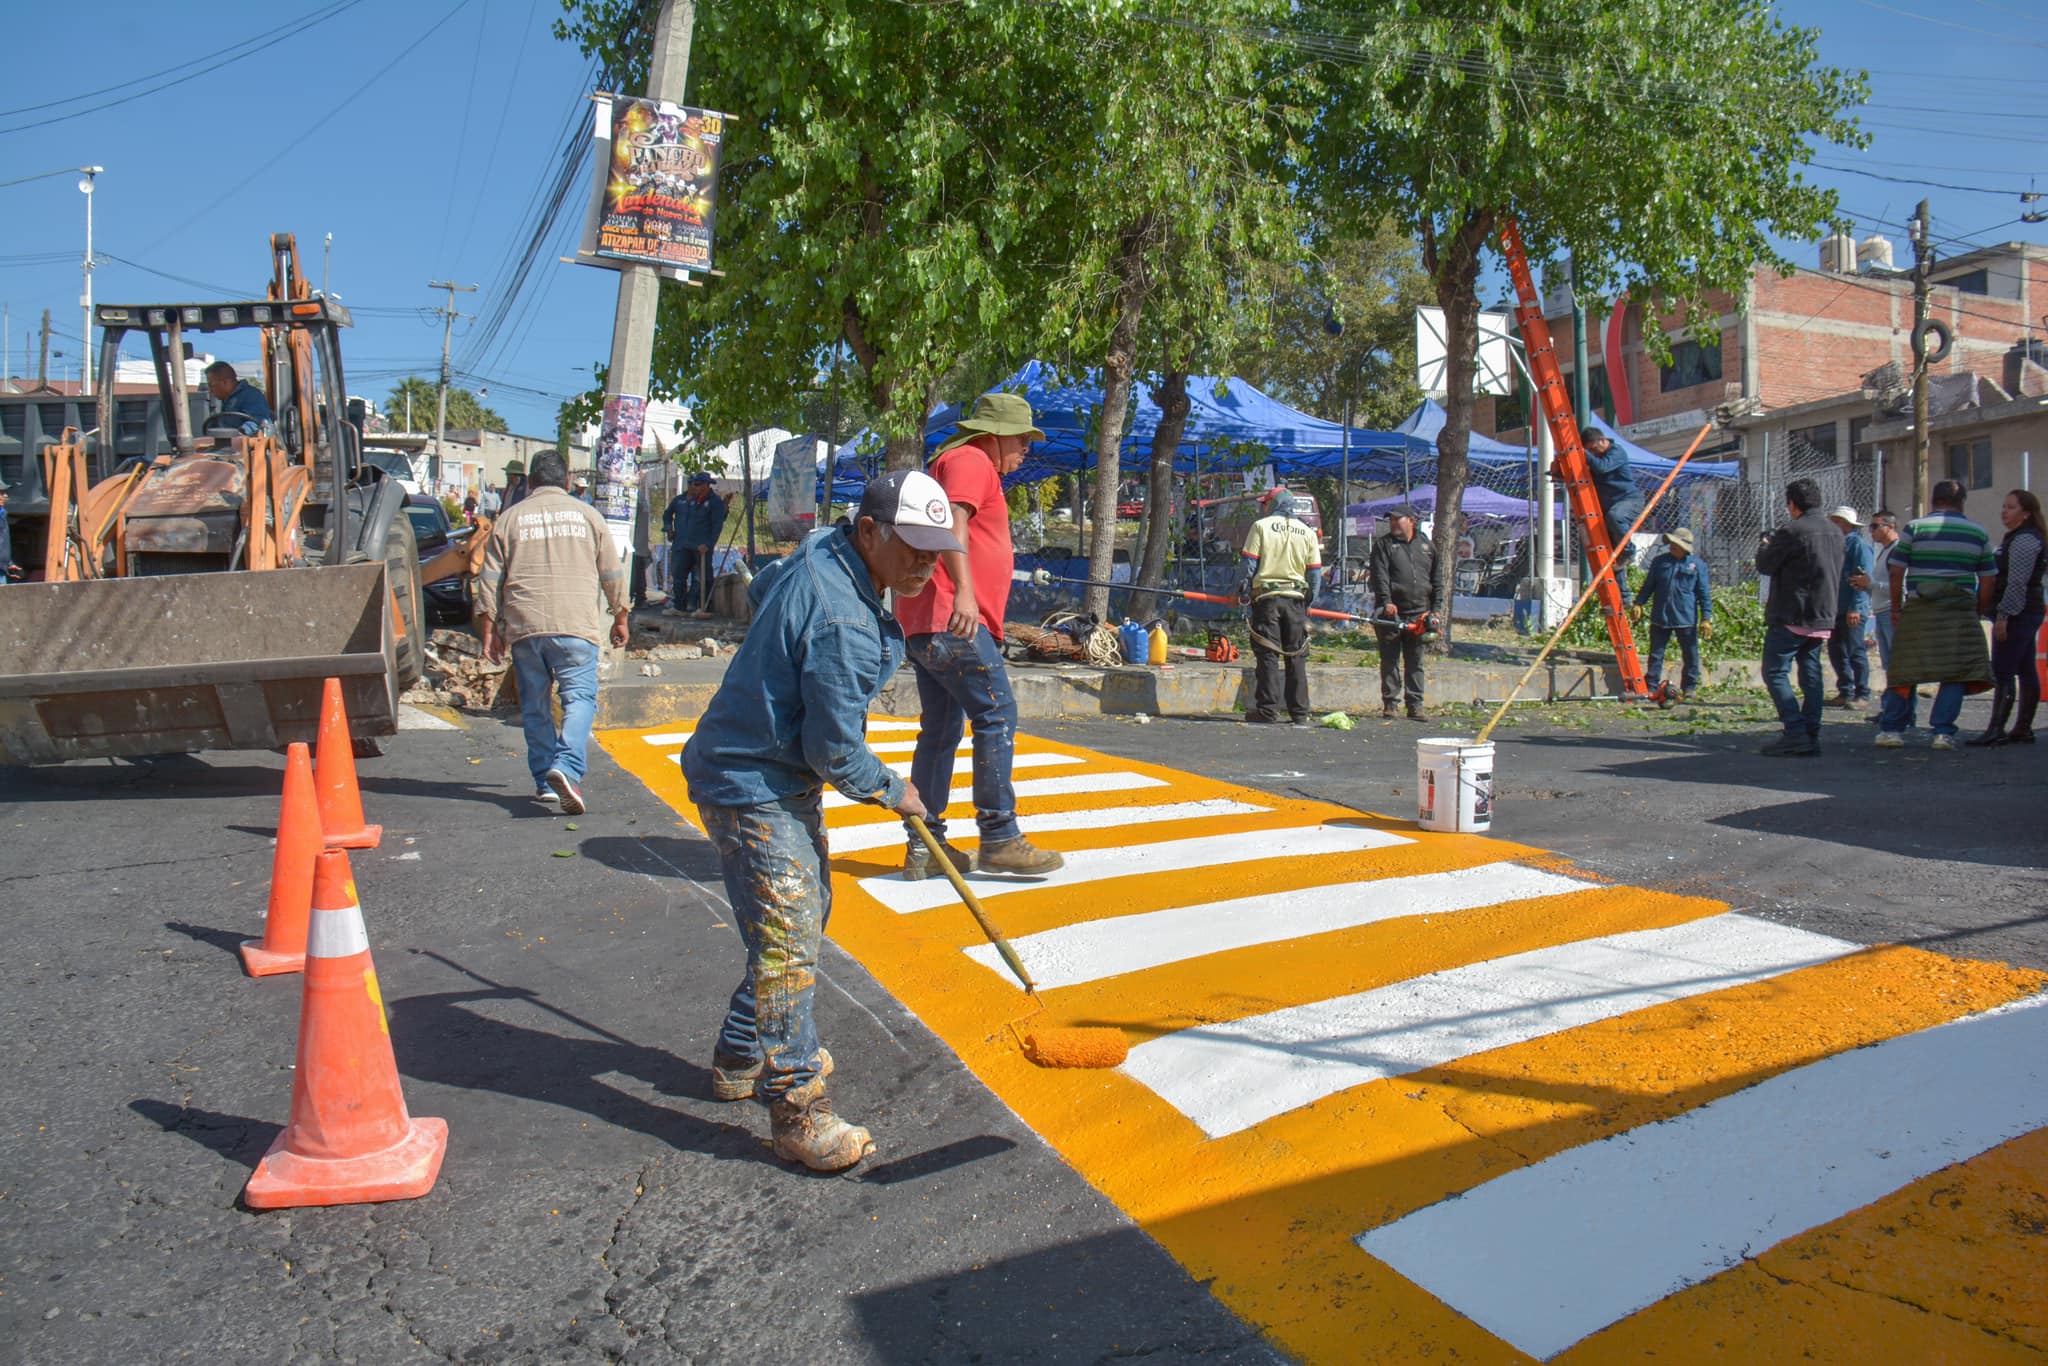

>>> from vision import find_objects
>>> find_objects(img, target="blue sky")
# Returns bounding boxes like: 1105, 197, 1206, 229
2, 0, 2044, 436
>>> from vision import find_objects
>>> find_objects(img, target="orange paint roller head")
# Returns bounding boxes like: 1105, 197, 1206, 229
1022, 1026, 1129, 1069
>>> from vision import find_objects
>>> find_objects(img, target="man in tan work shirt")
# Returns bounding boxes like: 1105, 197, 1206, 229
478, 449, 629, 814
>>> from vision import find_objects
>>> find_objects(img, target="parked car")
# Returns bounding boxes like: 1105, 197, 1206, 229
404, 494, 472, 625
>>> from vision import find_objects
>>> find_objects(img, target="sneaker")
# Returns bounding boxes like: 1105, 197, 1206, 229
770, 1079, 874, 1172
1873, 731, 1905, 748
976, 836, 1065, 876
534, 788, 559, 804
1760, 734, 1819, 757
903, 836, 974, 881
544, 768, 585, 815
710, 1047, 833, 1102
1931, 734, 1959, 752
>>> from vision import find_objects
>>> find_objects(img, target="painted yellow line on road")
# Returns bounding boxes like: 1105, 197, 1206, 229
599, 718, 2048, 1363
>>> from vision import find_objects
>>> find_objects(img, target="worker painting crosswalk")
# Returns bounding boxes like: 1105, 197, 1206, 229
600, 719, 2048, 1363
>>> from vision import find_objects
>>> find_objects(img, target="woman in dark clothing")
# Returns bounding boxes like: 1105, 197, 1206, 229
1970, 488, 2046, 746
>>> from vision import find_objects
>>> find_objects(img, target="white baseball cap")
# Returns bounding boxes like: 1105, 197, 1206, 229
856, 469, 966, 554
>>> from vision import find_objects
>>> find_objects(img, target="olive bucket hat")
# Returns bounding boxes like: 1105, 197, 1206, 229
1663, 527, 1696, 552
935, 392, 1047, 456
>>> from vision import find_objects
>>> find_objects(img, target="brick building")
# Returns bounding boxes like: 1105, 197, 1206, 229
1481, 235, 2048, 515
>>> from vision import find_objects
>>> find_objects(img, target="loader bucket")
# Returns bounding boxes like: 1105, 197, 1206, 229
0, 562, 396, 765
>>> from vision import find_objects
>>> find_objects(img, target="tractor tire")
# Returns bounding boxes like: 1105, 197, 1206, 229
385, 512, 426, 692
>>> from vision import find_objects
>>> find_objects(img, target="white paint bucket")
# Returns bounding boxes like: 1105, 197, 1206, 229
1416, 737, 1495, 833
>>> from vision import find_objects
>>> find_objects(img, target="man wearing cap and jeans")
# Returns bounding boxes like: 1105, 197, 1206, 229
1369, 505, 1439, 719
664, 471, 727, 617
896, 393, 1065, 880
1827, 506, 1875, 707
681, 470, 956, 1172
1631, 527, 1712, 699
1239, 487, 1323, 725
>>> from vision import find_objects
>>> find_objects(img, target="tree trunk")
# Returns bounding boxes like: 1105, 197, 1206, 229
1083, 221, 1154, 621
1131, 367, 1188, 619
1423, 210, 1494, 654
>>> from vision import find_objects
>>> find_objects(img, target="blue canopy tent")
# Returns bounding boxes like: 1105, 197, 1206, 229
1350, 482, 1562, 528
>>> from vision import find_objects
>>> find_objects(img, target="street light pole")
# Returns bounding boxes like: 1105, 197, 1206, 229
78, 167, 101, 396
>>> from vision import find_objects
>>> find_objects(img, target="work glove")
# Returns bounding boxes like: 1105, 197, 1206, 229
1699, 620, 1714, 640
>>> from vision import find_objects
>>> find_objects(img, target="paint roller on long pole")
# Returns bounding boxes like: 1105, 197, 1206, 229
1473, 421, 1714, 747
903, 814, 1128, 1069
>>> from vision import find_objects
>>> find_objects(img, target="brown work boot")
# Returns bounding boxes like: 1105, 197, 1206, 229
709, 1047, 833, 1102
903, 836, 974, 882
769, 1079, 874, 1172
1407, 705, 1430, 722
976, 836, 1065, 876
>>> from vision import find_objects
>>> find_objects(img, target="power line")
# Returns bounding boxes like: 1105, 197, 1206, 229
0, 0, 367, 135
1812, 162, 2036, 197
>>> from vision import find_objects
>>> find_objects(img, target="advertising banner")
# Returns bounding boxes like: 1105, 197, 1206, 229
594, 394, 646, 559
767, 435, 819, 541
583, 96, 724, 273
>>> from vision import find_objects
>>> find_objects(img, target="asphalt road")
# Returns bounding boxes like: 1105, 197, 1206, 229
0, 714, 1276, 1365
1039, 693, 2048, 973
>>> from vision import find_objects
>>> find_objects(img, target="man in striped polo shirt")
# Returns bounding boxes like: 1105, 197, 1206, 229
1876, 480, 1996, 750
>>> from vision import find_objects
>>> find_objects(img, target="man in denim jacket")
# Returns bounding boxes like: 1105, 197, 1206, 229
681, 470, 960, 1172
1630, 527, 1713, 699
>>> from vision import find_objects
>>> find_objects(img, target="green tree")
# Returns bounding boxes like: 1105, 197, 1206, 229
1304, 0, 1864, 642
385, 376, 506, 433
557, 1, 1070, 468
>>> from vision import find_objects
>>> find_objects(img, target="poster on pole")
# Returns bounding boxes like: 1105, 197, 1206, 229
594, 394, 646, 559
575, 96, 724, 273
766, 435, 819, 541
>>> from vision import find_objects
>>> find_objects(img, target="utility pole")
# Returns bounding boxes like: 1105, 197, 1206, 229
593, 0, 696, 563
37, 309, 51, 389
1909, 200, 1933, 516
428, 279, 477, 491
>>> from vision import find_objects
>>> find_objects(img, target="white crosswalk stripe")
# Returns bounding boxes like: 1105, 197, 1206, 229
882, 752, 1080, 779
1360, 993, 2048, 1361
640, 719, 923, 746
823, 798, 1273, 854
822, 770, 1167, 810
963, 862, 1594, 989
1123, 915, 1857, 1139
866, 824, 1409, 915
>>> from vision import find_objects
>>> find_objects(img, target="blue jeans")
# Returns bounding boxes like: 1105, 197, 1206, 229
1647, 625, 1702, 693
1761, 624, 1827, 738
1827, 614, 1871, 699
511, 635, 599, 789
905, 627, 1021, 845
670, 544, 710, 611
1881, 681, 1965, 736
701, 794, 831, 1096
1873, 611, 1894, 673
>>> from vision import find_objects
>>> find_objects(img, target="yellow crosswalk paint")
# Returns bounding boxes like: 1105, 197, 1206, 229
599, 719, 2048, 1362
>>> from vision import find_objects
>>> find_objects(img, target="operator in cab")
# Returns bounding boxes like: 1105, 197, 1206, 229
205, 361, 273, 434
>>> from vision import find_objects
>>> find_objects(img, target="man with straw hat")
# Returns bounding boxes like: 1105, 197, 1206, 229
897, 393, 1066, 880
1826, 505, 1874, 708
1631, 526, 1713, 701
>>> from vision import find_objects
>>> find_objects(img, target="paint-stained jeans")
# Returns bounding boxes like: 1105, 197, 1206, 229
511, 635, 598, 790
904, 627, 1021, 845
701, 793, 832, 1097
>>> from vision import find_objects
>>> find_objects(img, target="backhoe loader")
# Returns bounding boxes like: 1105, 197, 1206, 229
0, 234, 422, 764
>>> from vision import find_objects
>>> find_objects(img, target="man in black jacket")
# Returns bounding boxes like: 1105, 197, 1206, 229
1755, 477, 1845, 757
1369, 505, 1440, 720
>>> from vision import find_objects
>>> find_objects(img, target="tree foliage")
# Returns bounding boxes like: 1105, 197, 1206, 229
384, 376, 506, 433
1303, 0, 1865, 642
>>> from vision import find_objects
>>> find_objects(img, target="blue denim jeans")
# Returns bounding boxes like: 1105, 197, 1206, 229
1880, 682, 1965, 735
1873, 611, 1894, 673
904, 627, 1021, 845
511, 635, 599, 790
670, 544, 711, 612
1827, 614, 1871, 699
700, 794, 831, 1096
1647, 625, 1702, 694
1761, 624, 1827, 738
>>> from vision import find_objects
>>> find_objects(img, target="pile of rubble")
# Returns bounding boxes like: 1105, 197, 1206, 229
404, 628, 513, 710
626, 637, 733, 676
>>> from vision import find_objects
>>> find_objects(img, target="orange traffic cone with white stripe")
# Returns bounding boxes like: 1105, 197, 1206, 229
314, 677, 381, 849
238, 742, 320, 977
244, 849, 447, 1209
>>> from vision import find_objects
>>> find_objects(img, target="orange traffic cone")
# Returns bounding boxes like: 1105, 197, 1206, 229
239, 742, 320, 977
314, 677, 381, 849
244, 849, 448, 1209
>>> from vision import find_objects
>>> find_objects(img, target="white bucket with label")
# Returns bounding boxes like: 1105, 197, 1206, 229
1416, 737, 1495, 833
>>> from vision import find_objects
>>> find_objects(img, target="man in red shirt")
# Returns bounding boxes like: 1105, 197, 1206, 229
896, 394, 1066, 879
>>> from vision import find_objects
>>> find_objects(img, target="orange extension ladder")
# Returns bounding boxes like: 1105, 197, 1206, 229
1498, 219, 1649, 700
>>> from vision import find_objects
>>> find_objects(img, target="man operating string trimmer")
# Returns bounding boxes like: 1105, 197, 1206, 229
1238, 488, 1323, 725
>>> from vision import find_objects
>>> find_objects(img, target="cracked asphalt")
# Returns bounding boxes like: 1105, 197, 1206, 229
0, 716, 1277, 1365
